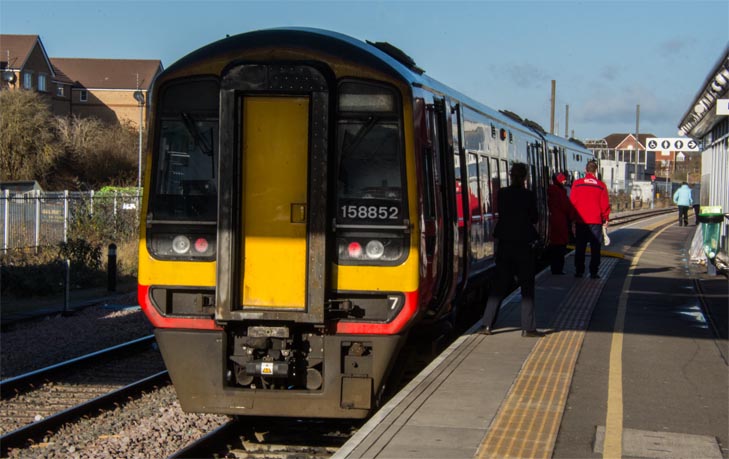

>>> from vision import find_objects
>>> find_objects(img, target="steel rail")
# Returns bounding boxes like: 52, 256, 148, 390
609, 208, 674, 226
0, 371, 170, 456
0, 335, 156, 399
167, 419, 240, 459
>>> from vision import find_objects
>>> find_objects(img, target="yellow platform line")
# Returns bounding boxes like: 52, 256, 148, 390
476, 330, 583, 458
602, 224, 672, 458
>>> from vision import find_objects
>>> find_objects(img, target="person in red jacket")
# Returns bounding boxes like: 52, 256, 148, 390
547, 173, 576, 274
570, 161, 610, 279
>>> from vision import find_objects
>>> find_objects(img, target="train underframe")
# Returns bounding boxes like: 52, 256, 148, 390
155, 325, 404, 419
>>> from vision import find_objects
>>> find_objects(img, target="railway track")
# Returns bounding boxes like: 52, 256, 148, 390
0, 336, 168, 455
170, 418, 360, 459
609, 207, 674, 226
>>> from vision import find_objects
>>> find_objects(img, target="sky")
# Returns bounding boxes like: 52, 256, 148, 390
2, 0, 727, 141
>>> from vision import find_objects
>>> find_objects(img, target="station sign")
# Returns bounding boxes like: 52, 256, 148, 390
645, 137, 699, 152
717, 99, 729, 116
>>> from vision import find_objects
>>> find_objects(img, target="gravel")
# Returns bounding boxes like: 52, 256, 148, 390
7, 385, 229, 459
2, 292, 229, 458
1, 292, 153, 378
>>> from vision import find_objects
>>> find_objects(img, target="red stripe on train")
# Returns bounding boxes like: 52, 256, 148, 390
139, 284, 418, 335
335, 290, 419, 335
138, 284, 221, 330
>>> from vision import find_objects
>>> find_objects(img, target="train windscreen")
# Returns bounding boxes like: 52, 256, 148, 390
334, 80, 407, 265
151, 79, 219, 221
336, 81, 404, 224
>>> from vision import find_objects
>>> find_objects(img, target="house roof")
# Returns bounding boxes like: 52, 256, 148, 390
50, 58, 162, 90
602, 133, 656, 149
0, 34, 54, 75
50, 63, 74, 85
0, 34, 37, 69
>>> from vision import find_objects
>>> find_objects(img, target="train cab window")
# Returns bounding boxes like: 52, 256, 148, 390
335, 80, 406, 265
151, 79, 220, 221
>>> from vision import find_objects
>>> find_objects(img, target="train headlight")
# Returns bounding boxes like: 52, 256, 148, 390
194, 237, 209, 253
147, 227, 216, 261
172, 235, 191, 254
337, 236, 405, 264
347, 241, 363, 258
365, 240, 385, 259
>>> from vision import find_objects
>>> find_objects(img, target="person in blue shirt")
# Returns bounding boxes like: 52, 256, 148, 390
673, 182, 693, 226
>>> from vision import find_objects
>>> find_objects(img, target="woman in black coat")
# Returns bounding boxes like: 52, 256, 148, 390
479, 162, 544, 337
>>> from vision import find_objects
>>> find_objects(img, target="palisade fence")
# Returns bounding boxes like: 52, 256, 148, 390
0, 189, 141, 251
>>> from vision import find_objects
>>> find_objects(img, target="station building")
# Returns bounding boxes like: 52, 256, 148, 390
678, 44, 729, 272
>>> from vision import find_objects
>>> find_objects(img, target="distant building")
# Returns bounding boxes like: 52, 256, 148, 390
1, 34, 163, 128
0, 34, 73, 115
51, 57, 162, 128
0, 180, 44, 195
585, 133, 656, 194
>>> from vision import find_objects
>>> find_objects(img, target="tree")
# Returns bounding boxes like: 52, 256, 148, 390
55, 116, 138, 188
0, 90, 62, 186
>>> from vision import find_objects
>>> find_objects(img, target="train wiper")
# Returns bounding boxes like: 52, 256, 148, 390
181, 112, 214, 157
341, 116, 380, 157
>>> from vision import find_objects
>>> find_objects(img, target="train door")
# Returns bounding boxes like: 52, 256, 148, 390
451, 104, 468, 288
423, 98, 457, 315
216, 64, 329, 323
241, 96, 308, 308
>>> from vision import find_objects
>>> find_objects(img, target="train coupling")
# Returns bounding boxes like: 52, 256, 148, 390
245, 360, 290, 378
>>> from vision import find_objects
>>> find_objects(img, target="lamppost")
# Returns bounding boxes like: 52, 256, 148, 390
632, 104, 640, 210
133, 91, 145, 190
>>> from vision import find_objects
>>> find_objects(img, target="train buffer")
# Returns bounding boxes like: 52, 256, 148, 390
335, 223, 728, 459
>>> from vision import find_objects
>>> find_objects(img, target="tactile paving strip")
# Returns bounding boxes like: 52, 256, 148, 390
476, 257, 618, 459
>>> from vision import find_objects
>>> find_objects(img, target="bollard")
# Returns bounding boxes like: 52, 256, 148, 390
63, 259, 70, 315
108, 243, 117, 292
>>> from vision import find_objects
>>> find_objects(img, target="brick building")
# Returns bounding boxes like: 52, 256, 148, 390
1, 34, 162, 128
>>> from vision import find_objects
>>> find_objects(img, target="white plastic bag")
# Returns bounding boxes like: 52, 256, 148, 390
602, 225, 610, 246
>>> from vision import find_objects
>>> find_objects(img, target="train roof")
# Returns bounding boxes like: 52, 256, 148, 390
163, 27, 556, 139
542, 132, 591, 153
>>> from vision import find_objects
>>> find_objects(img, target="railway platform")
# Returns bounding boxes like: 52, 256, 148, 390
335, 221, 728, 459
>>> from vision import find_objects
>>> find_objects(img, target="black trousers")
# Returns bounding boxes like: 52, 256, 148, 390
678, 206, 689, 226
574, 223, 602, 276
481, 241, 536, 332
548, 244, 567, 274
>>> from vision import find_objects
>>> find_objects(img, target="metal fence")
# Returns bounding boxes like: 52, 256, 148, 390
1, 190, 141, 251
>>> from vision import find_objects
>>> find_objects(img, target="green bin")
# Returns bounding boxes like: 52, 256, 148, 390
698, 212, 724, 260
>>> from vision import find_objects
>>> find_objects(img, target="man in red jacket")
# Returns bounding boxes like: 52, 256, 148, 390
570, 161, 610, 279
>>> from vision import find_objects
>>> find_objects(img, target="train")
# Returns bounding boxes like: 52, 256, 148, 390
137, 27, 594, 419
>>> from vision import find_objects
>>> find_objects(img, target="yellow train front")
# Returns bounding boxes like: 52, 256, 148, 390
138, 28, 433, 419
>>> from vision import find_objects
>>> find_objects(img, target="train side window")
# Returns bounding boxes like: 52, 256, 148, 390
489, 158, 500, 214
467, 153, 481, 219
500, 159, 509, 188
479, 155, 491, 214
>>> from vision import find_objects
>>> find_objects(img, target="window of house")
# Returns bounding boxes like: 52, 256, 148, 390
38, 74, 47, 92
80, 90, 88, 102
57, 85, 64, 97
23, 72, 32, 89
